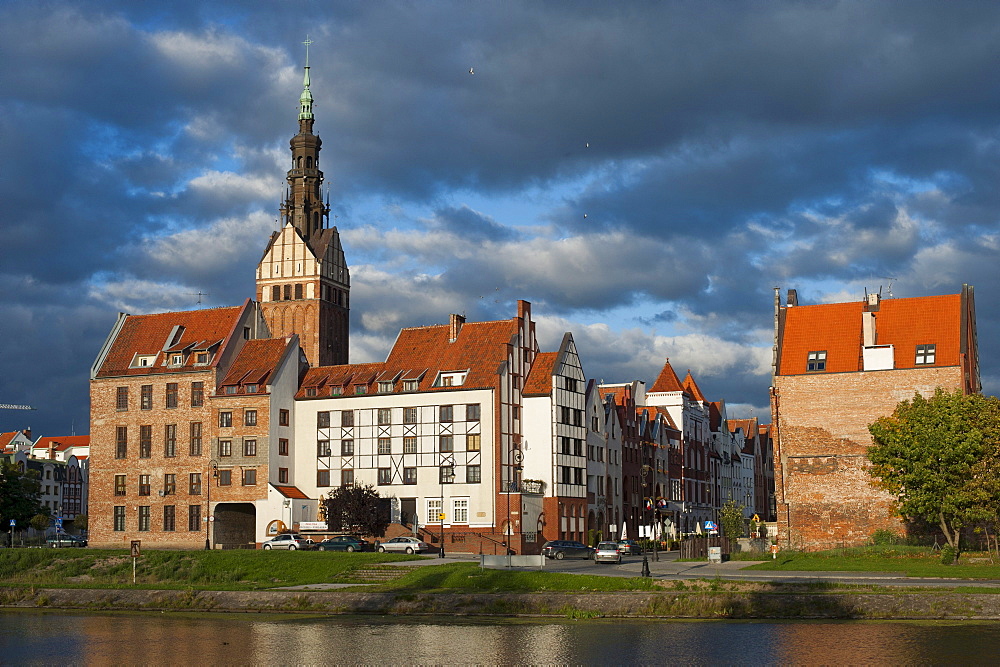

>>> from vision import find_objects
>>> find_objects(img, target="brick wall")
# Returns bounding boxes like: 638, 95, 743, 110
772, 366, 963, 550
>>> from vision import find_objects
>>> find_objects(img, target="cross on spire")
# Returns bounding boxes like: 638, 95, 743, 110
303, 35, 312, 67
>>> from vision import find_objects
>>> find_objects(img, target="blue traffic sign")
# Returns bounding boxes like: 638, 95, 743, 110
8, 519, 14, 527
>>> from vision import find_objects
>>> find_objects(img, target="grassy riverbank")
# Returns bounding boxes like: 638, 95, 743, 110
743, 545, 1000, 578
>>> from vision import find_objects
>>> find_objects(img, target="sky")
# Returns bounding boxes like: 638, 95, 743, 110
2, 0, 999, 437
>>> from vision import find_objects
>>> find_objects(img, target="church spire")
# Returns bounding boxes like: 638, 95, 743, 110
299, 36, 314, 122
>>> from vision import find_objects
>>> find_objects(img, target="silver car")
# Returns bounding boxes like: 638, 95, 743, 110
376, 536, 435, 554
261, 534, 313, 550
594, 541, 622, 564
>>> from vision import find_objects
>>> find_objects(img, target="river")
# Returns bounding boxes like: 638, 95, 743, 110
2, 611, 999, 664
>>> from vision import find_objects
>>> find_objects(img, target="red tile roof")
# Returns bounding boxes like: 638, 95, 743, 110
0, 432, 18, 449
650, 358, 685, 392
298, 317, 519, 399
95, 304, 247, 378
683, 371, 707, 402
778, 293, 963, 375
33, 436, 90, 452
273, 485, 310, 499
218, 338, 293, 393
523, 352, 557, 396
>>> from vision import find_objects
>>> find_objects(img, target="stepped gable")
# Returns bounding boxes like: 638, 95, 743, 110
682, 371, 707, 402
219, 337, 294, 390
777, 293, 962, 375
94, 304, 245, 378
650, 357, 685, 393
522, 352, 558, 396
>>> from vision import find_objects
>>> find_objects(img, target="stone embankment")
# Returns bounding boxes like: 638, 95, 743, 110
4, 587, 1000, 620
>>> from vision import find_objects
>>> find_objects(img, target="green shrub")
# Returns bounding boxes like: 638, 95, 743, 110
940, 545, 957, 565
871, 529, 902, 546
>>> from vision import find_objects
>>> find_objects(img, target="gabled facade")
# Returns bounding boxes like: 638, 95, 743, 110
771, 285, 980, 550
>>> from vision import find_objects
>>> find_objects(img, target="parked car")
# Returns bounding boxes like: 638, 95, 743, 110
316, 535, 370, 552
46, 534, 87, 548
541, 540, 594, 560
593, 541, 622, 564
376, 536, 434, 554
261, 534, 314, 550
618, 539, 643, 555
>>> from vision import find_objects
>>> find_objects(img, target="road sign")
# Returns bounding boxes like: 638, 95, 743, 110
130, 540, 141, 558
8, 519, 14, 527
704, 520, 718, 531
438, 513, 446, 521
752, 514, 760, 522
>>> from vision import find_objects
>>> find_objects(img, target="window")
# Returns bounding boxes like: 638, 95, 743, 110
196, 352, 209, 365
403, 437, 417, 454
164, 424, 177, 458
466, 434, 481, 451
317, 469, 330, 487
916, 344, 936, 365
218, 469, 232, 486
378, 468, 391, 485
115, 426, 127, 459
317, 440, 331, 457
271, 285, 280, 301
243, 439, 257, 457
164, 474, 176, 496
427, 499, 442, 524
116, 387, 128, 411
278, 468, 288, 484
189, 473, 201, 495
403, 467, 417, 484
219, 411, 232, 428
140, 385, 152, 410
191, 382, 204, 407
138, 506, 150, 532
574, 468, 583, 485
245, 384, 258, 394
189, 422, 202, 456
403, 380, 418, 392
341, 469, 354, 487
114, 474, 126, 496
440, 466, 455, 484
466, 404, 480, 421
341, 439, 354, 456
453, 498, 469, 523
561, 436, 572, 455
171, 354, 183, 366
355, 385, 367, 395
561, 466, 572, 484
279, 438, 289, 456
138, 475, 151, 496
378, 382, 393, 393
330, 386, 343, 396
403, 407, 418, 424
439, 435, 454, 452
440, 405, 453, 422
565, 377, 578, 392
574, 438, 583, 456
166, 383, 178, 409
188, 505, 201, 531
512, 405, 519, 420
163, 505, 175, 532
341, 410, 354, 427
294, 283, 303, 299
317, 411, 330, 428
378, 438, 391, 455
139, 425, 152, 458
245, 410, 257, 427
279, 409, 289, 426
441, 376, 453, 387
114, 506, 126, 531
378, 408, 392, 425
807, 350, 827, 372
219, 440, 232, 457
467, 465, 481, 484
242, 469, 257, 486
283, 284, 291, 300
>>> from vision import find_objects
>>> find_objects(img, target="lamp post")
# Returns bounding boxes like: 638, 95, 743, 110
205, 459, 218, 550
640, 463, 651, 578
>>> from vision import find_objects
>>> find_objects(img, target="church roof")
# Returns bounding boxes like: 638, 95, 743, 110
650, 358, 685, 393
682, 371, 707, 402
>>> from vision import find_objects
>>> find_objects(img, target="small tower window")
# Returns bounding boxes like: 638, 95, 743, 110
915, 344, 936, 365
806, 351, 827, 372
306, 156, 313, 168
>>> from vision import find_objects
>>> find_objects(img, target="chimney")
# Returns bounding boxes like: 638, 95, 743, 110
517, 299, 531, 320
863, 311, 876, 347
786, 289, 798, 307
865, 291, 880, 312
48, 442, 56, 460
449, 314, 465, 342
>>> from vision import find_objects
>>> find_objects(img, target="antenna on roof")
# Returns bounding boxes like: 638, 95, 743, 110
189, 291, 210, 306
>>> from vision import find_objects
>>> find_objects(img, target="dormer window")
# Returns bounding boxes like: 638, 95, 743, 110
806, 351, 827, 372
195, 352, 210, 365
436, 371, 467, 387
224, 386, 238, 395
305, 387, 317, 397
170, 354, 184, 366
355, 385, 368, 395
378, 382, 393, 393
131, 354, 156, 368
331, 386, 343, 396
403, 380, 418, 392
245, 384, 258, 394
915, 344, 936, 365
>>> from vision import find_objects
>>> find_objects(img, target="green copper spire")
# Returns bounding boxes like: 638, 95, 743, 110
299, 36, 314, 120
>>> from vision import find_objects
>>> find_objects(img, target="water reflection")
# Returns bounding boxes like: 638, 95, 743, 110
3, 612, 1000, 665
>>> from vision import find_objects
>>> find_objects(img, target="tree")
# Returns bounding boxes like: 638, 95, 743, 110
868, 389, 1000, 550
0, 461, 45, 529
323, 484, 391, 537
30, 513, 51, 533
73, 514, 89, 532
719, 500, 745, 539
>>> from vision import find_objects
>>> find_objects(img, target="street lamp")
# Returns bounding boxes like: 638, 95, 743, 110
205, 459, 218, 550
640, 463, 652, 578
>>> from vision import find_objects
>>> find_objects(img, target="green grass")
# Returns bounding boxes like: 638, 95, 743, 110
745, 545, 1000, 578
372, 562, 660, 593
0, 548, 421, 590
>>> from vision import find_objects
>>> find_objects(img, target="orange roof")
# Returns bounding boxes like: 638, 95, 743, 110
683, 371, 707, 402
95, 304, 246, 378
273, 485, 310, 499
218, 338, 293, 392
0, 432, 18, 449
778, 293, 963, 375
650, 358, 684, 392
33, 435, 90, 452
523, 352, 557, 395
298, 317, 519, 399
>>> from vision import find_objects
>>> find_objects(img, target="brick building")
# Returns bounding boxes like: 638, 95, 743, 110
770, 285, 980, 550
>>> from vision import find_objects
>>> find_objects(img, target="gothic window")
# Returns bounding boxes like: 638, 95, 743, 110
272, 285, 280, 301
295, 284, 303, 299
283, 284, 291, 300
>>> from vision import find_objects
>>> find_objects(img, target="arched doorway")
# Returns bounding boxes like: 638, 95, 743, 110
213, 503, 256, 548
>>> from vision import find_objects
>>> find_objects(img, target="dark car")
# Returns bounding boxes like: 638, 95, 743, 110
46, 534, 87, 548
618, 539, 643, 555
316, 535, 369, 552
541, 540, 594, 560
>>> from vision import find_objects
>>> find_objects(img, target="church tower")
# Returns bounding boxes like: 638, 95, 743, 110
256, 42, 350, 366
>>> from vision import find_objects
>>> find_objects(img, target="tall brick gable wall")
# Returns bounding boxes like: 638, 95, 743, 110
772, 366, 963, 550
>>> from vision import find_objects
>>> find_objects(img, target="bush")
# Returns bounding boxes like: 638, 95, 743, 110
940, 544, 957, 565
871, 529, 902, 546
